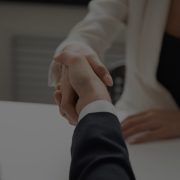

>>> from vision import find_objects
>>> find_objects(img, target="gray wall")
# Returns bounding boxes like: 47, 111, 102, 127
0, 2, 87, 101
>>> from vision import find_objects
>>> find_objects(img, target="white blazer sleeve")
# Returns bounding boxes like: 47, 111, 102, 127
48, 0, 128, 86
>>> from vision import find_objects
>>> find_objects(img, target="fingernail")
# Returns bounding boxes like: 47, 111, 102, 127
104, 74, 113, 86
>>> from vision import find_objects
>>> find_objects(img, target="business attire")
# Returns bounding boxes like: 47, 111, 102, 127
70, 100, 136, 180
49, 0, 179, 120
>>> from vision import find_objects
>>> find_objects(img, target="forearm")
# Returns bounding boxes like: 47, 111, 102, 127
55, 0, 128, 59
49, 0, 128, 87
70, 112, 135, 180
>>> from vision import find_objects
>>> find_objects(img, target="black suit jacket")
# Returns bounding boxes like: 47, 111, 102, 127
70, 112, 136, 180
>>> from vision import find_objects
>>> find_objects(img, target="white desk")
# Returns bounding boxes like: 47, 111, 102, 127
0, 101, 179, 180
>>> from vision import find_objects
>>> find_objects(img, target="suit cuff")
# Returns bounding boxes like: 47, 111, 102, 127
78, 100, 118, 121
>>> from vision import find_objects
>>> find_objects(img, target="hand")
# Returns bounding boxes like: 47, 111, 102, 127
54, 45, 113, 124
54, 52, 111, 125
54, 66, 79, 125
121, 110, 180, 144
54, 45, 113, 87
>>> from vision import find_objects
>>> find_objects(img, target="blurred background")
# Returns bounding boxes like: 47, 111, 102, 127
0, 0, 126, 105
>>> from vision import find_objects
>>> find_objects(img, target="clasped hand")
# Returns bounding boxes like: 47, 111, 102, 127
54, 49, 111, 125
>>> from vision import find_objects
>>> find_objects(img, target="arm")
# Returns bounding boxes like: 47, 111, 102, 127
56, 0, 128, 59
55, 57, 135, 179
70, 112, 135, 180
49, 0, 128, 86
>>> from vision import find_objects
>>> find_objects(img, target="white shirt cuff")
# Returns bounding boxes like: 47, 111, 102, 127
78, 100, 118, 121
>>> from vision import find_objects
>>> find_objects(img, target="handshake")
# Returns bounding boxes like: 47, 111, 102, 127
54, 49, 113, 125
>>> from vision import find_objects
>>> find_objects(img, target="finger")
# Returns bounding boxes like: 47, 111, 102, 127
54, 92, 67, 117
55, 92, 77, 125
59, 106, 78, 126
122, 115, 150, 131
61, 66, 78, 124
87, 57, 113, 86
128, 131, 160, 144
54, 90, 62, 105
123, 109, 158, 123
55, 83, 61, 91
56, 87, 77, 125
123, 121, 158, 139
59, 105, 65, 117
50, 61, 63, 85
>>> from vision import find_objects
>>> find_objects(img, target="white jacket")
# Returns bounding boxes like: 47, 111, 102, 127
49, 0, 178, 115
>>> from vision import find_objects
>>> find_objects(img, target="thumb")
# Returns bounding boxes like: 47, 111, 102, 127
87, 57, 113, 87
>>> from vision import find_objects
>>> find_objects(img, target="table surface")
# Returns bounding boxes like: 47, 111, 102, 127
0, 101, 180, 180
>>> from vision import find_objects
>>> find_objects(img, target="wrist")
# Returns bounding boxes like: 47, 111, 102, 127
78, 100, 116, 121
76, 90, 111, 114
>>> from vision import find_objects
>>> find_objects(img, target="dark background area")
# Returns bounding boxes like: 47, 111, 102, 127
0, 0, 91, 5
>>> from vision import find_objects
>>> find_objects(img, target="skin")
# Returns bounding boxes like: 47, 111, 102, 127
166, 0, 180, 38
54, 45, 113, 125
121, 0, 180, 144
54, 51, 111, 125
54, 0, 180, 143
121, 110, 180, 144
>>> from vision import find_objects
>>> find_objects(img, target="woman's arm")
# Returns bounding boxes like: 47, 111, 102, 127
49, 0, 128, 86
56, 0, 128, 58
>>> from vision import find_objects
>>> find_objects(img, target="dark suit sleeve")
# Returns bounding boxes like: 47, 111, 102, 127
69, 112, 136, 180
